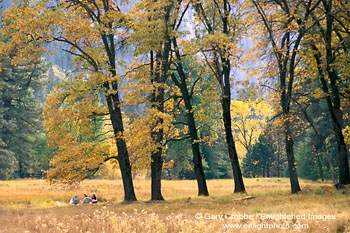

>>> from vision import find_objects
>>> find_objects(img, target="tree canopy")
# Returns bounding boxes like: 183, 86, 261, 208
1, 0, 349, 198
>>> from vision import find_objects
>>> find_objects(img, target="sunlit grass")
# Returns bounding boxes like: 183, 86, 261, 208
0, 178, 349, 232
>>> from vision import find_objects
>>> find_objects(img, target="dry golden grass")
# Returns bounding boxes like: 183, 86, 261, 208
0, 178, 349, 232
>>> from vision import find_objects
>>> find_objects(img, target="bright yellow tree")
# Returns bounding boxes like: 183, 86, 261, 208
231, 100, 273, 157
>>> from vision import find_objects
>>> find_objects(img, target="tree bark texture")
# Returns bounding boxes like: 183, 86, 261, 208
106, 93, 137, 202
171, 38, 209, 196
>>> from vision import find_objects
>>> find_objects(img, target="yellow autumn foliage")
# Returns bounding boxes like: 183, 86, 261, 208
231, 100, 273, 157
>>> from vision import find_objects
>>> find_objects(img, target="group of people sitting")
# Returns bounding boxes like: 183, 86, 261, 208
69, 193, 97, 205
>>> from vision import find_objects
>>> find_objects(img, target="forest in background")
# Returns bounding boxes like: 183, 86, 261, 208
0, 0, 349, 200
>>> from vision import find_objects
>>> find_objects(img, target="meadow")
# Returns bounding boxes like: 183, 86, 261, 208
0, 178, 349, 233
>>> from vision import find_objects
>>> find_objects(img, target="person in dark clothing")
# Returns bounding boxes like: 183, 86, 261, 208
91, 193, 97, 204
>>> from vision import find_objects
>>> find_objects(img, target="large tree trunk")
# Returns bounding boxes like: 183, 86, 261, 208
192, 0, 246, 193
222, 79, 246, 193
171, 39, 209, 196
284, 121, 301, 194
281, 41, 302, 194
150, 86, 165, 200
151, 149, 164, 200
322, 0, 350, 185
173, 79, 209, 196
315, 57, 350, 186
331, 102, 350, 185
102, 24, 137, 201
148, 2, 173, 200
106, 94, 137, 202
224, 4, 245, 193
150, 83, 165, 201
186, 107, 210, 196
335, 126, 350, 185
220, 0, 245, 193
254, 0, 316, 194
150, 47, 169, 200
116, 139, 137, 201
281, 77, 301, 193
311, 39, 350, 185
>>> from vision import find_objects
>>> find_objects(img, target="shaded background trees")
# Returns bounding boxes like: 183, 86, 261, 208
0, 53, 51, 179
